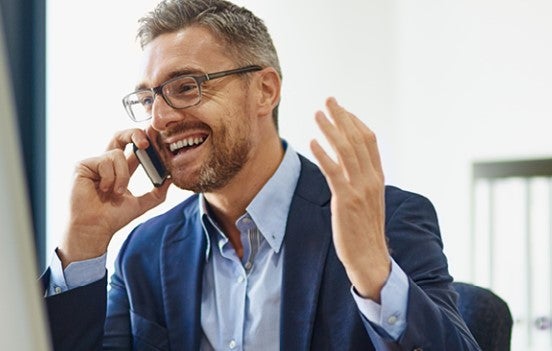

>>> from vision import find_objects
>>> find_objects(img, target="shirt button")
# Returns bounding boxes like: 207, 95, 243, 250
244, 261, 252, 270
237, 275, 245, 283
228, 339, 237, 349
54, 286, 62, 294
387, 315, 398, 325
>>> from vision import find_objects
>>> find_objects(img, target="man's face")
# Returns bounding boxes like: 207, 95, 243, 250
138, 26, 257, 193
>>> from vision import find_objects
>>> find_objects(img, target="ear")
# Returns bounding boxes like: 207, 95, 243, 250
255, 67, 281, 118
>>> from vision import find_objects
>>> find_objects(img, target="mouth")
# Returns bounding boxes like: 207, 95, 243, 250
168, 134, 208, 155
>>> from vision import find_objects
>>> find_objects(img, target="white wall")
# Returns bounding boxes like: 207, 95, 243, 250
392, 0, 552, 280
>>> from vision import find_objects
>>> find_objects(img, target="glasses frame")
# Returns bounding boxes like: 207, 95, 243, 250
122, 65, 263, 122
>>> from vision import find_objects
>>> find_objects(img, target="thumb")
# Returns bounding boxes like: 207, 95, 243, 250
136, 179, 172, 214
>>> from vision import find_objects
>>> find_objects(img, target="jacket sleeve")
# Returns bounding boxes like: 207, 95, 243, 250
43, 227, 164, 351
361, 189, 481, 350
43, 269, 107, 351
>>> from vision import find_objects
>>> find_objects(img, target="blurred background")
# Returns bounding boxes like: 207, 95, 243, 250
3, 0, 552, 350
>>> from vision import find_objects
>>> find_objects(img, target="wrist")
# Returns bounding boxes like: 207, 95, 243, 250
347, 256, 391, 302
58, 225, 111, 269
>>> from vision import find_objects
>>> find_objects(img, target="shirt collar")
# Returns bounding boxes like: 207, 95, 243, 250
246, 140, 300, 253
199, 140, 301, 255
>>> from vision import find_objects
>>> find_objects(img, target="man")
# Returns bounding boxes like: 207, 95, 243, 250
44, 0, 480, 350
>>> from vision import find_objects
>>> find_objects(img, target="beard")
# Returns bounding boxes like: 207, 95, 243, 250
166, 119, 252, 193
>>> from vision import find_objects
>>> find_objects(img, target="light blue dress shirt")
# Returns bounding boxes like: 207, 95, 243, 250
47, 141, 409, 347
198, 141, 302, 350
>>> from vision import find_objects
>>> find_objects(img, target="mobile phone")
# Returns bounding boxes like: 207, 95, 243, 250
133, 141, 168, 187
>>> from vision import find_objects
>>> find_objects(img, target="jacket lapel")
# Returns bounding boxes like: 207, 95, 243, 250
280, 156, 332, 351
159, 201, 206, 351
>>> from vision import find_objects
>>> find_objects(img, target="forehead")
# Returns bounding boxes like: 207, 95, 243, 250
138, 26, 233, 86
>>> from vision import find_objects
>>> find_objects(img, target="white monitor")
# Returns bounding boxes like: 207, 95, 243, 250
0, 8, 52, 351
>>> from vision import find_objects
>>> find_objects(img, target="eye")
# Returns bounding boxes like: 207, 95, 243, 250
139, 95, 154, 107
165, 77, 199, 98
175, 82, 197, 95
127, 91, 154, 113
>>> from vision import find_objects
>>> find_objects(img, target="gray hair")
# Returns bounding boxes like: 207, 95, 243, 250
137, 0, 282, 128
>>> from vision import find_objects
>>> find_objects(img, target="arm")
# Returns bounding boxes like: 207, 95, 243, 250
310, 98, 480, 350
44, 128, 171, 351
372, 189, 478, 349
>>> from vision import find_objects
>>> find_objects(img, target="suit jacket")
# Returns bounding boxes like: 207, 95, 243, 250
44, 156, 480, 351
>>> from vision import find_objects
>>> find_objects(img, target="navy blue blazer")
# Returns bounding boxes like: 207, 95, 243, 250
44, 155, 480, 351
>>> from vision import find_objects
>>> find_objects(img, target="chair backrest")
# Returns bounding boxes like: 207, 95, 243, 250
452, 282, 513, 351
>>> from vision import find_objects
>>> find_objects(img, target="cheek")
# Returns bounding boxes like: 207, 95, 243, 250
203, 86, 257, 141
229, 112, 254, 143
215, 105, 252, 136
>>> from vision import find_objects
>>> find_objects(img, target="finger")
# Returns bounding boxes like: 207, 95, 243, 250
106, 128, 148, 151
310, 139, 347, 193
126, 150, 140, 176
314, 110, 360, 180
349, 113, 384, 177
95, 149, 129, 194
135, 178, 172, 214
96, 157, 116, 193
325, 97, 374, 175
325, 97, 358, 135
112, 151, 131, 195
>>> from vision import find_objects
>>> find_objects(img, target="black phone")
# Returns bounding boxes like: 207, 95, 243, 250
133, 141, 168, 187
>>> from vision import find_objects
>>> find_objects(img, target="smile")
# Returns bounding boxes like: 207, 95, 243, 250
169, 136, 206, 153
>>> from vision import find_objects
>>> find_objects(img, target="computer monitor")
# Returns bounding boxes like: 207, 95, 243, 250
0, 8, 52, 351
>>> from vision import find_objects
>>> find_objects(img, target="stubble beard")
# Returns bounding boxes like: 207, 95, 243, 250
171, 122, 252, 194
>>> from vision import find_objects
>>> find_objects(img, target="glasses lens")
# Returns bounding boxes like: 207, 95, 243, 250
123, 91, 153, 122
163, 76, 201, 109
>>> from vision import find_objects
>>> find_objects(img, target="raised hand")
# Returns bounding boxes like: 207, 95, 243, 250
310, 97, 390, 302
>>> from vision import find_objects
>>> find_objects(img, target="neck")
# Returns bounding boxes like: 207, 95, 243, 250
204, 134, 284, 252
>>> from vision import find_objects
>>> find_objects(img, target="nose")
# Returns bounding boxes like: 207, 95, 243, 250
150, 94, 181, 132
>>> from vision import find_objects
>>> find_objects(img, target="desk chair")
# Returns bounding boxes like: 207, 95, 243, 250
452, 282, 513, 351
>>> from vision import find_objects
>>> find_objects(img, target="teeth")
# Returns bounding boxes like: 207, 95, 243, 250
169, 136, 205, 152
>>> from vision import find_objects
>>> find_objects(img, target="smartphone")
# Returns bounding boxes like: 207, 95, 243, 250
133, 140, 168, 187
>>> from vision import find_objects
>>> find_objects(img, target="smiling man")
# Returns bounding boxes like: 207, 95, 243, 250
43, 1, 481, 350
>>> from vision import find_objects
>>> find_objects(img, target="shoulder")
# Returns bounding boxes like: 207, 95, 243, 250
384, 185, 438, 223
383, 185, 446, 266
385, 184, 432, 204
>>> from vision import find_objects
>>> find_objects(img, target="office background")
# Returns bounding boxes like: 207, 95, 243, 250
3, 0, 550, 350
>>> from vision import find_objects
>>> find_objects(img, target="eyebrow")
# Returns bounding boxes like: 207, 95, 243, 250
134, 68, 206, 91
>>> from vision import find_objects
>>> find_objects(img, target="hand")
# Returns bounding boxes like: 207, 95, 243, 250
57, 128, 172, 268
310, 97, 390, 302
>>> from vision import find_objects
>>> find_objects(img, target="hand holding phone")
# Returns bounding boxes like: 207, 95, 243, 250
133, 141, 168, 187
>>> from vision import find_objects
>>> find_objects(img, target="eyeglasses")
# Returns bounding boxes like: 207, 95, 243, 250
122, 65, 263, 122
